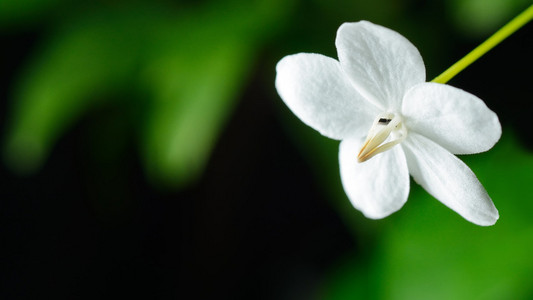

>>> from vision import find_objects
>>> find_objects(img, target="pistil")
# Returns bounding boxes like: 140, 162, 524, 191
357, 113, 407, 163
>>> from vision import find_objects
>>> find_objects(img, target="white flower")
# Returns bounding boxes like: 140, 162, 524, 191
275, 21, 501, 226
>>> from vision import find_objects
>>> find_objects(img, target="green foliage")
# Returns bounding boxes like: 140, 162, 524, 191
448, 0, 531, 37
318, 132, 533, 299
0, 0, 66, 28
2, 0, 292, 187
4, 14, 138, 173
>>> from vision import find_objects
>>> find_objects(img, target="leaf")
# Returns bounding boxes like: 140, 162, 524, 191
4, 16, 138, 173
3, 0, 292, 187
319, 132, 533, 299
379, 131, 533, 300
448, 0, 531, 37
0, 0, 66, 27
135, 0, 290, 187
140, 32, 256, 187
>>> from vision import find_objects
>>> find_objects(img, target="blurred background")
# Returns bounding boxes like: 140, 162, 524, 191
1, 0, 533, 299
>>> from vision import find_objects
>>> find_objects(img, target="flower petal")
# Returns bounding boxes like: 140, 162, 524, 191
336, 21, 425, 111
276, 53, 377, 140
403, 82, 501, 154
402, 132, 499, 226
339, 137, 410, 219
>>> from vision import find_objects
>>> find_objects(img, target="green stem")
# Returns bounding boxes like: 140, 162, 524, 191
432, 4, 533, 84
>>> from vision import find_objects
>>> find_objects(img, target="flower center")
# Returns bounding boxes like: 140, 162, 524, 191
357, 112, 407, 163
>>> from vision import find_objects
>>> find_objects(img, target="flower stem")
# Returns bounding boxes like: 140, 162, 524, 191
432, 4, 533, 84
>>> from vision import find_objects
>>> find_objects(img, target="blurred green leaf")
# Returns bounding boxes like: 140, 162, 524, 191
318, 132, 533, 299
138, 0, 293, 187
0, 0, 66, 28
4, 16, 138, 173
379, 131, 533, 300
448, 0, 531, 37
140, 18, 257, 187
3, 0, 293, 186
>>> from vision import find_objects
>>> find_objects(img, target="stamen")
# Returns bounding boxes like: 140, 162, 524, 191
378, 118, 391, 125
357, 113, 407, 163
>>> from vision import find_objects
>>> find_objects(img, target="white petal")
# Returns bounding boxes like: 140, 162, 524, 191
403, 82, 501, 154
339, 137, 410, 219
275, 53, 377, 140
336, 21, 425, 111
402, 132, 499, 226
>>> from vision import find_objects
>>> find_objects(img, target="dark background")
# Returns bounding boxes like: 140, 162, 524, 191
0, 32, 355, 299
